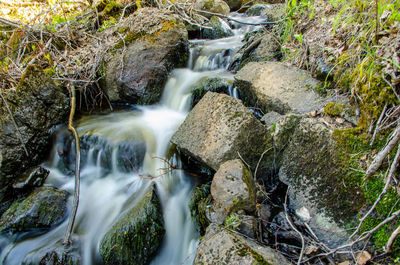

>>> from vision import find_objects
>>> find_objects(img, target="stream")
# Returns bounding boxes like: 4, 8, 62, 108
0, 13, 266, 265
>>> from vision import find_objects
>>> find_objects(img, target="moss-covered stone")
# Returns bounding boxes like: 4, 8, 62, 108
189, 183, 211, 235
324, 102, 344, 116
99, 185, 164, 265
191, 77, 231, 107
0, 187, 68, 233
202, 16, 234, 40
279, 118, 365, 247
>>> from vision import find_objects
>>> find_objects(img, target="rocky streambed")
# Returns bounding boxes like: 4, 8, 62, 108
0, 2, 366, 265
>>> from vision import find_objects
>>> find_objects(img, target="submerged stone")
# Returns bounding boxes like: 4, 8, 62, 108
0, 187, 68, 233
171, 91, 273, 171
99, 185, 164, 265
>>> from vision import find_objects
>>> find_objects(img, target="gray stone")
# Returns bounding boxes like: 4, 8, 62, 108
191, 76, 231, 108
104, 8, 188, 104
12, 166, 49, 190
0, 66, 69, 203
279, 118, 364, 248
194, 0, 230, 18
246, 4, 269, 16
223, 0, 242, 10
235, 62, 330, 114
194, 223, 290, 265
211, 159, 257, 222
171, 91, 273, 171
261, 111, 282, 127
0, 187, 68, 233
99, 185, 164, 265
254, 33, 281, 61
261, 3, 286, 21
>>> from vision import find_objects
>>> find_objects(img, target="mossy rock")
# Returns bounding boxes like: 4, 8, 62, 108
202, 16, 234, 40
191, 76, 231, 108
279, 117, 364, 247
0, 187, 68, 233
189, 183, 211, 235
99, 185, 165, 265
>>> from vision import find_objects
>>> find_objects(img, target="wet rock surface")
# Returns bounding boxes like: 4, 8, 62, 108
0, 187, 68, 233
202, 16, 234, 40
194, 223, 290, 265
171, 91, 273, 171
190, 76, 231, 107
104, 8, 189, 104
99, 185, 164, 265
0, 66, 69, 203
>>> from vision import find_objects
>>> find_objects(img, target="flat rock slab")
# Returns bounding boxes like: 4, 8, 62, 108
194, 223, 290, 265
235, 61, 341, 114
171, 91, 272, 171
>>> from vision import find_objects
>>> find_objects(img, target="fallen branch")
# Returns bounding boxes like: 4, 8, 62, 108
64, 84, 81, 245
386, 225, 400, 253
350, 141, 400, 239
284, 187, 305, 265
194, 9, 284, 25
365, 122, 400, 176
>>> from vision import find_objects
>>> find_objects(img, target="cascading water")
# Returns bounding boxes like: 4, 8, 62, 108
0, 13, 266, 265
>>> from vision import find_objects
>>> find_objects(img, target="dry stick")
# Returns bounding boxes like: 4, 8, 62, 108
350, 142, 400, 239
386, 225, 400, 253
382, 73, 400, 103
365, 122, 400, 176
0, 89, 29, 156
254, 147, 272, 181
284, 187, 305, 265
370, 104, 387, 146
64, 85, 81, 245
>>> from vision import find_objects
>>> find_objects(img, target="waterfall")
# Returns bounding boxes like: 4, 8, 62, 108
0, 13, 267, 265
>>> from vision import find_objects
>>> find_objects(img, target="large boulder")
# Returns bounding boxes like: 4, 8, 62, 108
99, 185, 164, 265
103, 8, 189, 104
211, 159, 257, 223
193, 0, 230, 18
235, 62, 329, 114
279, 118, 364, 247
194, 223, 290, 265
171, 91, 273, 171
0, 66, 69, 203
0, 187, 68, 233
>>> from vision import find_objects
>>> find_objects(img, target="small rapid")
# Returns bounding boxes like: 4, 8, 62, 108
0, 13, 267, 265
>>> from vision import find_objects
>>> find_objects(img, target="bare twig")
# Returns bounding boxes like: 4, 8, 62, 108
386, 225, 400, 253
365, 122, 400, 176
64, 85, 81, 246
284, 187, 305, 265
254, 147, 272, 180
194, 9, 285, 25
370, 104, 387, 146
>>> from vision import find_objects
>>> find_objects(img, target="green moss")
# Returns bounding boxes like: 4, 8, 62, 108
189, 183, 211, 235
103, 1, 122, 15
324, 102, 344, 116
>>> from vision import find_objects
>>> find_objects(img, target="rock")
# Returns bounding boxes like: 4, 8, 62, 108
254, 33, 281, 61
193, 0, 230, 18
235, 62, 341, 114
99, 185, 164, 265
171, 91, 273, 171
189, 183, 211, 235
211, 159, 257, 222
260, 3, 286, 22
0, 66, 69, 202
104, 8, 188, 104
259, 203, 271, 221
23, 238, 81, 265
194, 223, 290, 265
222, 0, 242, 10
191, 76, 232, 108
246, 4, 269, 16
261, 111, 282, 127
356, 251, 371, 265
279, 118, 364, 248
203, 16, 234, 40
324, 102, 358, 125
231, 214, 257, 238
12, 166, 49, 190
0, 187, 68, 233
